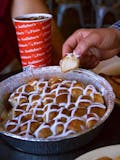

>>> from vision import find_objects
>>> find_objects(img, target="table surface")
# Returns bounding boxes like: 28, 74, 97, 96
0, 73, 120, 160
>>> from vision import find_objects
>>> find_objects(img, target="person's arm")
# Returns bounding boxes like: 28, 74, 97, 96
62, 27, 120, 69
11, 0, 65, 65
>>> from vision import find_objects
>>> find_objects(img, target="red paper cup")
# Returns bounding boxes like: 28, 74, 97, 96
13, 13, 52, 71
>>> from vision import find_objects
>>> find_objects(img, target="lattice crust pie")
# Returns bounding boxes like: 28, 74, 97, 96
4, 77, 106, 139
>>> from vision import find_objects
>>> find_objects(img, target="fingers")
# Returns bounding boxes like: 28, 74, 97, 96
62, 29, 102, 58
62, 33, 78, 57
62, 27, 120, 69
62, 29, 101, 69
73, 32, 101, 56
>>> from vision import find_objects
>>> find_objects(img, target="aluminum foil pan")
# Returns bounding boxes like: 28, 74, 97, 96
0, 66, 115, 155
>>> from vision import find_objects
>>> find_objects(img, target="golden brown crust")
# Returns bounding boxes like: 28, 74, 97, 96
67, 119, 85, 132
38, 127, 52, 138
73, 107, 87, 117
48, 77, 63, 86
96, 157, 112, 160
115, 156, 120, 160
5, 77, 106, 139
86, 113, 98, 128
96, 156, 120, 160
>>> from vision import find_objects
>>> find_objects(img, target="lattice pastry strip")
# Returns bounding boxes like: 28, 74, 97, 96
5, 77, 107, 139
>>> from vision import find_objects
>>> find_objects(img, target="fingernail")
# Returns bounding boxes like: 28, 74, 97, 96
73, 50, 81, 58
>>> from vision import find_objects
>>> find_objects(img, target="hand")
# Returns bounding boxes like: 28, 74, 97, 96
62, 28, 120, 68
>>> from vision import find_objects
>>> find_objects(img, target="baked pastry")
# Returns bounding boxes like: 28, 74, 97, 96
60, 53, 80, 72
96, 157, 112, 160
4, 77, 107, 139
96, 156, 120, 160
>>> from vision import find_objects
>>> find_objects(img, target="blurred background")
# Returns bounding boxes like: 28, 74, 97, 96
47, 0, 120, 39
